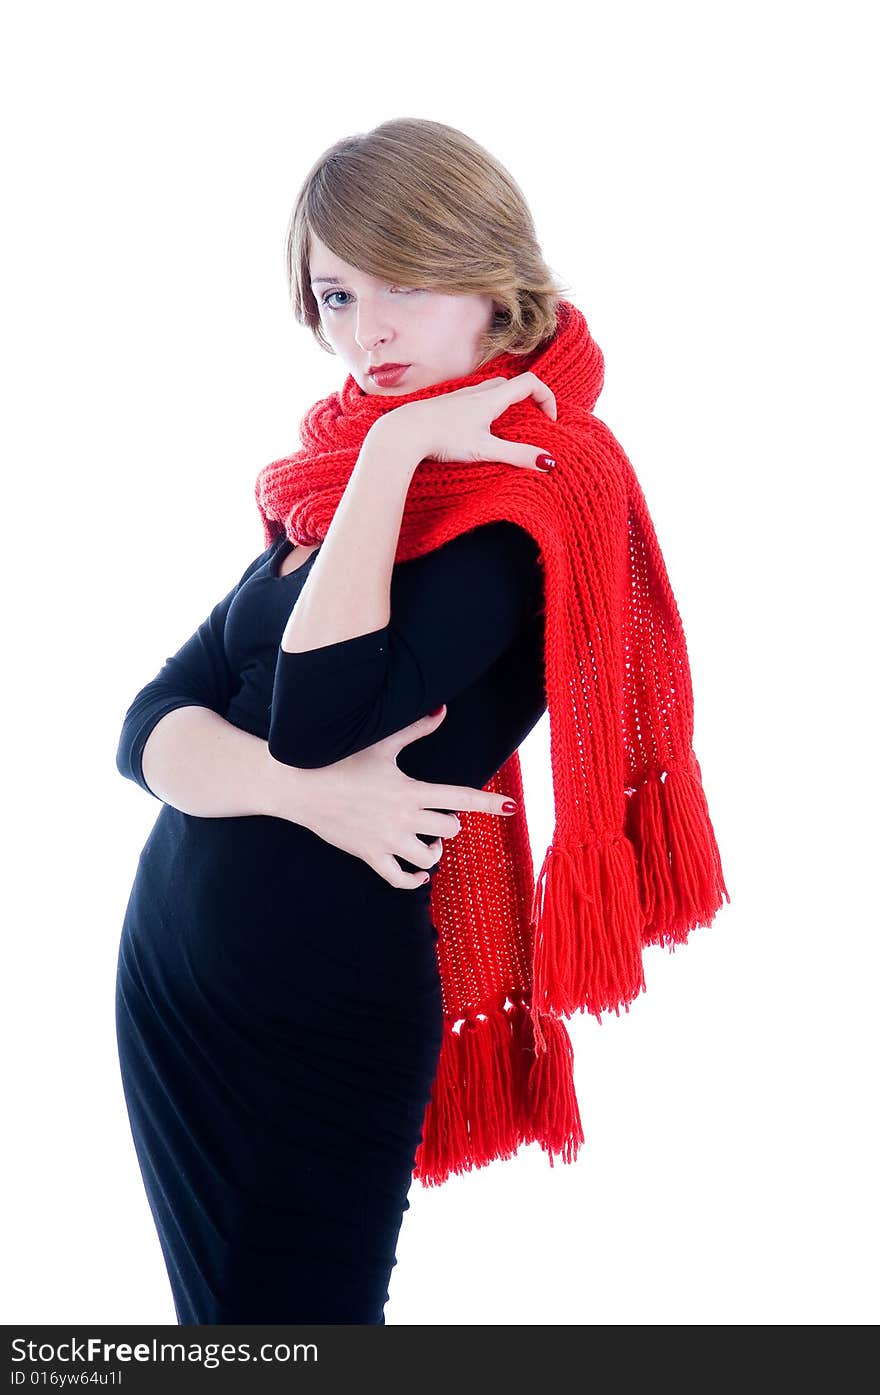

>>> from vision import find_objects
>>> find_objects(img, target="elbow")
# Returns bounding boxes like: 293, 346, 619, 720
115, 727, 134, 782
266, 726, 352, 771
269, 631, 394, 769
267, 708, 381, 771
266, 730, 326, 770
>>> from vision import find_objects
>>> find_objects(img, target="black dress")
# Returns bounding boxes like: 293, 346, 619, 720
115, 520, 546, 1324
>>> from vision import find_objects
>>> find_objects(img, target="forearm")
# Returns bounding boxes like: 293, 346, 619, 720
281, 421, 423, 653
141, 705, 292, 818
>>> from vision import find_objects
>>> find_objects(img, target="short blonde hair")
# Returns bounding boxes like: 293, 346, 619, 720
285, 117, 573, 368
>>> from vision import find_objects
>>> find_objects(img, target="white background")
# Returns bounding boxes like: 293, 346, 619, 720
2, 0, 877, 1326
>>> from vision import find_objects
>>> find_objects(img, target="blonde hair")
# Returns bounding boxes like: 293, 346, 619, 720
285, 117, 573, 368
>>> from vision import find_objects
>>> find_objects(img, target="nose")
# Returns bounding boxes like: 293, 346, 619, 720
356, 330, 390, 355
355, 312, 393, 353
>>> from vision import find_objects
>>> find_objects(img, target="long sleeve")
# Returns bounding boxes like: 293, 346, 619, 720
267, 520, 542, 770
116, 541, 275, 796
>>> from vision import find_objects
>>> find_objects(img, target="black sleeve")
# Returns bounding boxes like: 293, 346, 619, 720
267, 520, 542, 770
115, 540, 277, 798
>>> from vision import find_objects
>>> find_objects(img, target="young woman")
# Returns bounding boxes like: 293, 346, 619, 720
115, 117, 727, 1326
115, 119, 560, 1325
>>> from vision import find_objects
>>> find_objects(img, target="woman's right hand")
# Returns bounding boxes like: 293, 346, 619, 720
264, 705, 517, 888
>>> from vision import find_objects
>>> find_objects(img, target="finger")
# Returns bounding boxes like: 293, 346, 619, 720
412, 811, 462, 839
525, 370, 558, 420
397, 834, 446, 869
491, 370, 557, 421
379, 704, 446, 753
376, 854, 433, 889
422, 789, 518, 817
484, 433, 557, 472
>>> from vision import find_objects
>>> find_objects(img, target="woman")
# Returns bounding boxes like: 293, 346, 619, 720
115, 117, 727, 1326
115, 118, 562, 1325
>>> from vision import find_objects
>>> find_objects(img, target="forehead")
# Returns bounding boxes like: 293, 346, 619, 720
308, 232, 386, 286
309, 262, 379, 286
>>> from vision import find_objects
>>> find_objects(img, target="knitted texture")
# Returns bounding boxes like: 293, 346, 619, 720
254, 299, 729, 1186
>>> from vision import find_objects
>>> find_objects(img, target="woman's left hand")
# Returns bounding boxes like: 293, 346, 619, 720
374, 371, 558, 470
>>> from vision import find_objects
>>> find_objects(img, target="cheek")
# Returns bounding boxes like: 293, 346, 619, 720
423, 297, 481, 339
320, 316, 347, 348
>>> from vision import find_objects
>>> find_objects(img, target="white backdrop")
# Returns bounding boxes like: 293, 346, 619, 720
3, 0, 877, 1326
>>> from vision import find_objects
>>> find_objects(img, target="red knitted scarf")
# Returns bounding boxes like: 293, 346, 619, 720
254, 298, 729, 1187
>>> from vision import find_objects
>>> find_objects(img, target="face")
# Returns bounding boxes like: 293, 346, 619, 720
308, 230, 498, 395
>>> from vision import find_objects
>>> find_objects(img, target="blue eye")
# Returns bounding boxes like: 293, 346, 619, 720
320, 287, 418, 311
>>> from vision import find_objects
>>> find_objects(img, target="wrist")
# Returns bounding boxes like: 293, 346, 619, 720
257, 741, 298, 820
364, 413, 427, 475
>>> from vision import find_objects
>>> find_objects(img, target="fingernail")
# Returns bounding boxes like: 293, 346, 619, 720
422, 873, 431, 884
536, 454, 556, 471
429, 704, 445, 716
502, 800, 518, 814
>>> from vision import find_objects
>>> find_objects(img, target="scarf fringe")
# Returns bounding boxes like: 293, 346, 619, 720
525, 757, 728, 1042
528, 835, 647, 1044
412, 991, 584, 1188
625, 758, 730, 948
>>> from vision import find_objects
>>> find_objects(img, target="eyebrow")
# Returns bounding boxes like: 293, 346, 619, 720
310, 276, 343, 286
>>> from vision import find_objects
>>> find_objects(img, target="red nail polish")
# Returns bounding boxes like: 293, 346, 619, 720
502, 800, 518, 813
429, 704, 445, 716
536, 454, 556, 471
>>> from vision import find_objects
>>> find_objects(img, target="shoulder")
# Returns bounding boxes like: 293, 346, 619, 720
392, 519, 543, 621
465, 521, 544, 620
442, 519, 541, 568
454, 521, 543, 600
426, 519, 543, 583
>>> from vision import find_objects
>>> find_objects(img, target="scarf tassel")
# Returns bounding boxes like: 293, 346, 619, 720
625, 759, 730, 948
413, 991, 584, 1187
528, 836, 647, 1045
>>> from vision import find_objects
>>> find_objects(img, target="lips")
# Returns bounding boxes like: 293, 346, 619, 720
368, 363, 410, 386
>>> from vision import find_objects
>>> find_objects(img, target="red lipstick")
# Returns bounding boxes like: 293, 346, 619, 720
368, 363, 410, 387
